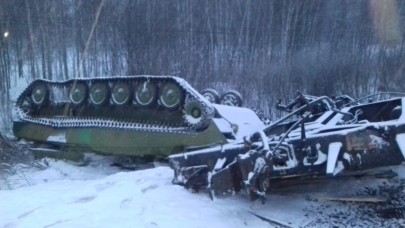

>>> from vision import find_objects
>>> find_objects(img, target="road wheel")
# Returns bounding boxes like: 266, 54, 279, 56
159, 82, 183, 109
112, 82, 132, 105
31, 82, 49, 107
90, 82, 110, 105
135, 81, 157, 107
69, 82, 88, 105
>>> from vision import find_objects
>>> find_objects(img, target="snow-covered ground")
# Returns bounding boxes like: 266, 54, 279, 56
0, 156, 273, 228
1, 154, 405, 228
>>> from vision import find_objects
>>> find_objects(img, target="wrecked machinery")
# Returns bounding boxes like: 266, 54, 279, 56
169, 92, 405, 202
13, 75, 260, 158
12, 76, 405, 202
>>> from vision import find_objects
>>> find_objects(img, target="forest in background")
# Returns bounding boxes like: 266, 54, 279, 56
0, 0, 405, 132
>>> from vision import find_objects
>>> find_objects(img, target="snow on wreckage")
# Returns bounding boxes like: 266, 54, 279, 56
169, 91, 405, 202
12, 75, 405, 202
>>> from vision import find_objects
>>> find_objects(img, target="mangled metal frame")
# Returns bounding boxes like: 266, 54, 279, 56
169, 92, 405, 202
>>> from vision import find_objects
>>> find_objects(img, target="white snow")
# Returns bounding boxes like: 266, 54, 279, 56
326, 142, 342, 175
0, 157, 272, 228
213, 157, 227, 171
396, 133, 405, 159
213, 104, 265, 141
1, 155, 405, 227
47, 133, 67, 144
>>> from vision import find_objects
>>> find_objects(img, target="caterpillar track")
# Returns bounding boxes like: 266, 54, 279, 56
13, 76, 231, 157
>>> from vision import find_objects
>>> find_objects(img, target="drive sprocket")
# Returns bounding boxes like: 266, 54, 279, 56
183, 95, 214, 130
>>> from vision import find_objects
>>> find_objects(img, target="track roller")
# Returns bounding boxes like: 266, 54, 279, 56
112, 82, 132, 105
159, 82, 183, 109
69, 81, 88, 105
31, 82, 49, 106
90, 82, 110, 105
135, 81, 157, 107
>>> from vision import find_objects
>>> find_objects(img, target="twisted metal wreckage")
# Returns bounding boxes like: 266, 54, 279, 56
13, 75, 405, 202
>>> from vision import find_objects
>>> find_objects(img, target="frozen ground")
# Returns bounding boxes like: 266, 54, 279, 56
1, 154, 405, 228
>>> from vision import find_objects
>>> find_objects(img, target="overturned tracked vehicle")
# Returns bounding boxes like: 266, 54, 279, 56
13, 76, 263, 158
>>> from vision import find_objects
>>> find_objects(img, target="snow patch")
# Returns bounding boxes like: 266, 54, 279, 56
213, 104, 265, 141
395, 133, 405, 159
1, 161, 270, 228
326, 142, 342, 175
2, 154, 405, 227
47, 132, 66, 143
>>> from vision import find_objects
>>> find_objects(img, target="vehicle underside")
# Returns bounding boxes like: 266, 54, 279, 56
13, 76, 256, 158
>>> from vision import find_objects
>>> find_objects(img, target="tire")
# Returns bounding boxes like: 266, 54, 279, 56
220, 90, 243, 107
201, 88, 220, 104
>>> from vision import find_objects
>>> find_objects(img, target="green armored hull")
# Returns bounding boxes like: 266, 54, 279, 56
13, 121, 227, 156
13, 75, 263, 157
